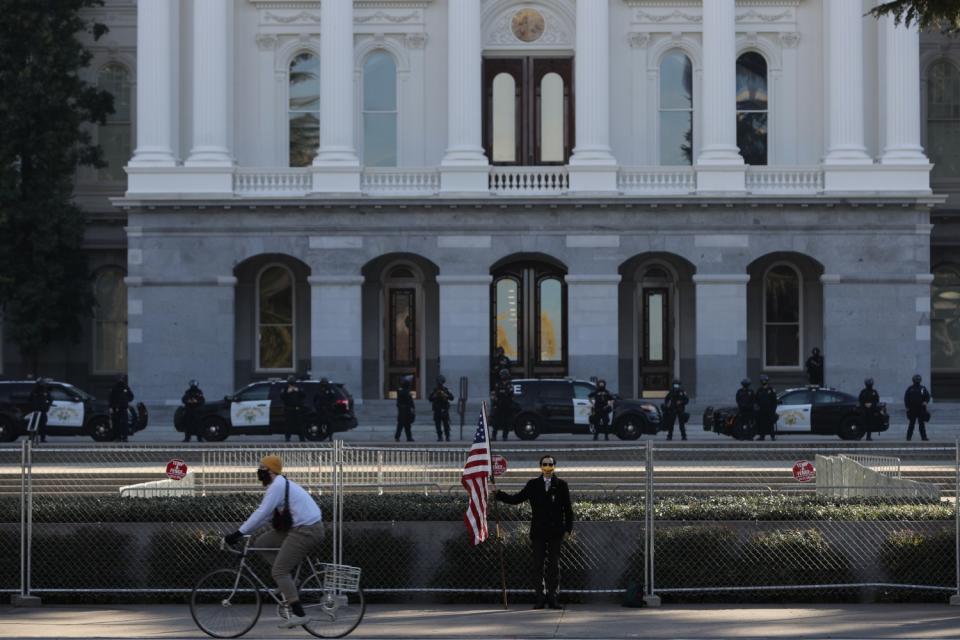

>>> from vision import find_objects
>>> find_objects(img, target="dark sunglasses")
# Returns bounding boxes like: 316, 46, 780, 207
540, 462, 555, 468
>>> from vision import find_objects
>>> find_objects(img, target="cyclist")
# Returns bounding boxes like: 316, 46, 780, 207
224, 455, 324, 628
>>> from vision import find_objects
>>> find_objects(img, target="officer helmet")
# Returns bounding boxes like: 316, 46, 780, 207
864, 378, 874, 387
597, 379, 606, 388
499, 368, 511, 380
912, 374, 922, 384
319, 377, 330, 386
437, 375, 446, 385
287, 375, 298, 384
759, 374, 769, 384
189, 379, 198, 388
741, 378, 750, 387
672, 378, 681, 388
812, 347, 821, 356
401, 375, 413, 388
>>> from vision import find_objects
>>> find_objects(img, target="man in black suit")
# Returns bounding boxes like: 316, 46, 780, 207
493, 454, 574, 610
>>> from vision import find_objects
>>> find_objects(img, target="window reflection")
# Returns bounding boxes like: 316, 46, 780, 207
258, 266, 294, 370
363, 51, 398, 167
539, 278, 562, 362
928, 60, 960, 179
493, 73, 517, 162
933, 265, 960, 370
659, 51, 693, 165
764, 265, 800, 367
736, 52, 768, 165
97, 63, 131, 181
539, 72, 564, 162
93, 268, 127, 372
495, 278, 520, 361
289, 52, 320, 167
647, 292, 664, 362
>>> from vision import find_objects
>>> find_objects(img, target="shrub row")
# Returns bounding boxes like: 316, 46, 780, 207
0, 493, 950, 525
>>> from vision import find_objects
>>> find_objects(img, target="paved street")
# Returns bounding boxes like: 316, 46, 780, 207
2, 603, 960, 639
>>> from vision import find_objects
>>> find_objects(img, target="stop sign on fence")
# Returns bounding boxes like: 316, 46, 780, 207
491, 455, 508, 476
792, 459, 816, 483
166, 459, 188, 481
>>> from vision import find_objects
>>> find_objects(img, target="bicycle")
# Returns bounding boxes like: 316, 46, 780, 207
190, 535, 365, 639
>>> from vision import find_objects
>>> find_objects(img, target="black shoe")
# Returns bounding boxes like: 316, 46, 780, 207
395, 437, 400, 442
533, 594, 545, 610
605, 436, 609, 441
437, 436, 443, 442
546, 594, 562, 609
666, 436, 672, 441
407, 438, 414, 442
182, 438, 190, 443
445, 435, 450, 442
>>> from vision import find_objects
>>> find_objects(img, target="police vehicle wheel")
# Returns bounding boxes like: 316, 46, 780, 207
304, 419, 330, 441
89, 416, 115, 442
615, 418, 642, 440
838, 417, 864, 441
0, 418, 17, 442
514, 415, 541, 440
202, 418, 229, 442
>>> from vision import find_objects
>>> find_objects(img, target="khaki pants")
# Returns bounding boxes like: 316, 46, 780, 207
254, 522, 324, 604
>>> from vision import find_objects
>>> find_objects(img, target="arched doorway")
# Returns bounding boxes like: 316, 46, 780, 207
383, 262, 423, 398
491, 256, 567, 380
637, 264, 675, 397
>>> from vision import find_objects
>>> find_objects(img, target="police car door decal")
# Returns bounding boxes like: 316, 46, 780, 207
231, 398, 271, 426
777, 402, 812, 432
573, 398, 592, 425
46, 399, 84, 427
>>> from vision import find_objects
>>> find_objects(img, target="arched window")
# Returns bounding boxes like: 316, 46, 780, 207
492, 73, 517, 163
97, 63, 132, 181
764, 264, 801, 368
362, 51, 398, 167
927, 60, 960, 179
257, 265, 295, 371
539, 72, 565, 163
659, 51, 694, 165
736, 51, 768, 165
933, 264, 960, 370
289, 52, 320, 167
495, 277, 521, 361
93, 267, 127, 373
537, 277, 563, 362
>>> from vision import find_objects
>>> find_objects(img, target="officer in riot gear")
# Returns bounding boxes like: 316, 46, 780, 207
587, 379, 614, 441
181, 379, 206, 442
280, 375, 306, 442
395, 375, 416, 442
858, 378, 880, 441
663, 379, 689, 441
429, 375, 455, 442
735, 378, 755, 436
755, 374, 778, 441
109, 374, 134, 442
805, 348, 825, 386
904, 374, 931, 442
491, 346, 512, 388
313, 377, 338, 441
491, 368, 515, 441
28, 378, 52, 444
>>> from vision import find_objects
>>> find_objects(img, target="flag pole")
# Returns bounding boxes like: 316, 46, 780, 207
483, 400, 508, 610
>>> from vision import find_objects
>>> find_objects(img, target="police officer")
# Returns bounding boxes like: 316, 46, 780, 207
805, 348, 825, 387
491, 346, 512, 388
858, 378, 880, 442
491, 368, 515, 441
180, 380, 205, 442
280, 375, 306, 443
109, 374, 134, 442
587, 379, 614, 441
395, 376, 416, 442
313, 377, 338, 441
755, 374, 778, 441
663, 379, 689, 441
904, 374, 931, 442
28, 378, 52, 444
735, 378, 755, 437
429, 375, 455, 442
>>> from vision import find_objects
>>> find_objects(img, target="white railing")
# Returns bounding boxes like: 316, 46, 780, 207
618, 167, 696, 195
361, 168, 440, 195
746, 166, 824, 194
234, 168, 311, 197
489, 165, 569, 195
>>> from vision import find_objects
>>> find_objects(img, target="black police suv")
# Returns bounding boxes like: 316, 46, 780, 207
507, 378, 663, 440
174, 379, 358, 441
703, 386, 889, 441
0, 380, 148, 442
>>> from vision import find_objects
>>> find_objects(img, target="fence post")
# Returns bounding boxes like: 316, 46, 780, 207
644, 441, 660, 607
952, 437, 960, 606
12, 439, 40, 607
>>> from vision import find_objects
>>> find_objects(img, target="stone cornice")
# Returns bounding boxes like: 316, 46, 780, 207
249, 1, 432, 8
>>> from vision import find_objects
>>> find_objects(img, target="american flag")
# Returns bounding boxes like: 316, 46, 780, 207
462, 404, 493, 545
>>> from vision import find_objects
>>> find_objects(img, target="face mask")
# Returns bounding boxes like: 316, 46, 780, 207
257, 469, 273, 486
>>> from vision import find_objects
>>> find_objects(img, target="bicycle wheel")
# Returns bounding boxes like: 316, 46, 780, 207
190, 568, 262, 639
299, 572, 366, 638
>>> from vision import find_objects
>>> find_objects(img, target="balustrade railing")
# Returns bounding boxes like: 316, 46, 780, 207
618, 167, 696, 195
234, 168, 311, 196
360, 168, 440, 195
746, 166, 825, 194
489, 166, 569, 195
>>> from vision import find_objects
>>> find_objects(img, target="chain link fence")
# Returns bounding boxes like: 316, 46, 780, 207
3, 440, 958, 604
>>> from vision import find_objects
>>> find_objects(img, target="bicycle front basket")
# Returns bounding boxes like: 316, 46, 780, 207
321, 563, 362, 593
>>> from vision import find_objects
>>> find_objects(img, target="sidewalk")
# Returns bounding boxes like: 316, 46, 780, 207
3, 603, 960, 639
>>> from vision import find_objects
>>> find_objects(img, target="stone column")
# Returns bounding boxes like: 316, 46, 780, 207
437, 275, 491, 401
568, 0, 618, 193
695, 0, 744, 192
128, 0, 178, 168
309, 276, 364, 400
312, 0, 361, 193
439, 0, 489, 193
693, 275, 749, 404
566, 275, 621, 391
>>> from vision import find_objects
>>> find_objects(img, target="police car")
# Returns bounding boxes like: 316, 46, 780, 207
703, 386, 890, 440
0, 380, 148, 442
507, 378, 663, 440
174, 379, 358, 441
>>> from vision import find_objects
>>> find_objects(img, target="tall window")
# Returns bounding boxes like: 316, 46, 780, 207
257, 265, 295, 371
659, 51, 693, 165
764, 264, 801, 368
93, 267, 127, 373
537, 277, 563, 362
289, 52, 320, 167
736, 52, 768, 165
933, 264, 960, 370
363, 51, 398, 167
97, 63, 131, 181
927, 60, 960, 179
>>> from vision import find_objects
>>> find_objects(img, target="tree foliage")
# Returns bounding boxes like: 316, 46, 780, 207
0, 0, 114, 371
869, 0, 960, 33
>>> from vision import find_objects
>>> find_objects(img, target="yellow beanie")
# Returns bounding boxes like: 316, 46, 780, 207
260, 455, 283, 474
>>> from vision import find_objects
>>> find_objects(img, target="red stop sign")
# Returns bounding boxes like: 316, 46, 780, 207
491, 455, 508, 477
792, 460, 816, 483
166, 458, 188, 481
